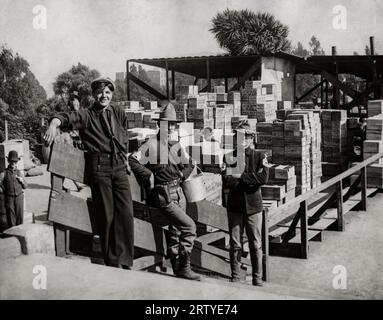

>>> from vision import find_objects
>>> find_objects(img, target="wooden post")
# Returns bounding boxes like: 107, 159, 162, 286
336, 180, 344, 231
165, 60, 169, 99
54, 224, 67, 257
325, 80, 329, 109
332, 46, 340, 109
171, 69, 175, 100
370, 36, 380, 99
320, 75, 324, 107
224, 77, 228, 93
300, 200, 308, 259
262, 209, 269, 282
126, 61, 130, 101
361, 167, 367, 211
206, 57, 211, 92
5, 120, 8, 141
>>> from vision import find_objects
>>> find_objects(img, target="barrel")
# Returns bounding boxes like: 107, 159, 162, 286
182, 167, 206, 203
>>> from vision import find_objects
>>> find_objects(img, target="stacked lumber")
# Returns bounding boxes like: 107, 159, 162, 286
210, 105, 232, 130
363, 140, 383, 164
271, 122, 285, 164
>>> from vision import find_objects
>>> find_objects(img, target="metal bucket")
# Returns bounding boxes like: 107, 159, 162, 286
182, 166, 206, 203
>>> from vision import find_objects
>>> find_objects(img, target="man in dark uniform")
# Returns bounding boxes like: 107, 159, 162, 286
129, 102, 200, 280
0, 150, 27, 228
222, 120, 270, 286
44, 77, 134, 269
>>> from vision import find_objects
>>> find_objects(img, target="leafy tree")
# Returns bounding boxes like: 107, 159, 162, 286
210, 9, 291, 55
53, 63, 100, 108
0, 45, 47, 147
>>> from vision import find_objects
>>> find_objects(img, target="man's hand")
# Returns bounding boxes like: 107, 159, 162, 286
43, 118, 61, 147
263, 154, 272, 168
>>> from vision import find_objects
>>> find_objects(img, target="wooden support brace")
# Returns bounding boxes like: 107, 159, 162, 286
128, 72, 167, 100
361, 167, 367, 211
336, 180, 344, 231
230, 58, 261, 91
300, 200, 308, 259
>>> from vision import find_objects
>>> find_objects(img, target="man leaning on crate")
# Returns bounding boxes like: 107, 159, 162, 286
128, 102, 200, 281
221, 120, 270, 286
43, 77, 134, 270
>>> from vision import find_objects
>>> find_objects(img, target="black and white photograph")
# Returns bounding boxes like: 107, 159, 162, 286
0, 0, 383, 305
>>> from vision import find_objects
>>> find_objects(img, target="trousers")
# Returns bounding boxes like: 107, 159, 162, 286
151, 184, 196, 255
5, 193, 24, 228
228, 210, 263, 281
89, 153, 134, 267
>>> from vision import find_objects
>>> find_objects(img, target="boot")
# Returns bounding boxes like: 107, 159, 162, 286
229, 248, 242, 282
168, 252, 179, 274
176, 251, 201, 281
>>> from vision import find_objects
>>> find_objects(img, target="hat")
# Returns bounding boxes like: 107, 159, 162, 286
234, 120, 256, 135
157, 102, 181, 122
7, 150, 20, 161
91, 77, 115, 92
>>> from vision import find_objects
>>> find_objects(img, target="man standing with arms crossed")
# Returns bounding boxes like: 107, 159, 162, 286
44, 77, 134, 269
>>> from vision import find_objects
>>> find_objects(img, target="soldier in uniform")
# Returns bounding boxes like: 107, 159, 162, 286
44, 77, 134, 269
129, 102, 200, 280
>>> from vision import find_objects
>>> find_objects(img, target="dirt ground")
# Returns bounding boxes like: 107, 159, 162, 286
24, 165, 383, 299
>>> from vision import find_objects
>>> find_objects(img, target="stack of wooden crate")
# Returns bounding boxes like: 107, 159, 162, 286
187, 108, 213, 130
363, 113, 383, 188
367, 99, 383, 117
262, 164, 297, 204
228, 91, 241, 116
283, 116, 311, 195
256, 122, 273, 151
321, 110, 348, 165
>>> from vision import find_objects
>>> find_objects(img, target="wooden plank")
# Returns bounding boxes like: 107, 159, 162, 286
194, 231, 227, 246
48, 142, 87, 184
134, 218, 167, 255
321, 70, 358, 99
48, 191, 95, 234
53, 224, 67, 257
262, 210, 269, 282
310, 218, 337, 231
187, 200, 229, 232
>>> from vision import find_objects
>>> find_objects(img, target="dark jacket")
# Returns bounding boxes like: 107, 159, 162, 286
222, 147, 269, 214
0, 166, 27, 197
53, 104, 129, 154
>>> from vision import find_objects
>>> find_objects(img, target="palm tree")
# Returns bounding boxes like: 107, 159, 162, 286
210, 9, 291, 55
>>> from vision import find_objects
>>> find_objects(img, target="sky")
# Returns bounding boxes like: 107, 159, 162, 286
1, 0, 383, 97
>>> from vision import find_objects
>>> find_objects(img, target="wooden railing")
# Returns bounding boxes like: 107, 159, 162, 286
267, 151, 383, 259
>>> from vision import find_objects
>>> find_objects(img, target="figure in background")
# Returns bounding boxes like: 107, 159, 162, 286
0, 150, 27, 228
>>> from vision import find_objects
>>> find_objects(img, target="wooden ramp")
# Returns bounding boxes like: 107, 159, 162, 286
46, 142, 269, 281
267, 155, 382, 259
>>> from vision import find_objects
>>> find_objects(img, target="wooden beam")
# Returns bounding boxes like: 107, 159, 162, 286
171, 69, 175, 100
321, 70, 358, 99
206, 57, 211, 92
127, 72, 167, 100
296, 80, 325, 103
361, 167, 367, 211
126, 61, 130, 101
230, 58, 261, 91
165, 60, 169, 99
